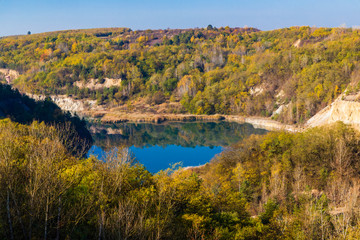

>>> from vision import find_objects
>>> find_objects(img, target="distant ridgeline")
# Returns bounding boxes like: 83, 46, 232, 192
1, 26, 360, 123
0, 83, 92, 156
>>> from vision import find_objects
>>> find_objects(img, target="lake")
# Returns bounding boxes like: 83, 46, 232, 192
88, 121, 267, 172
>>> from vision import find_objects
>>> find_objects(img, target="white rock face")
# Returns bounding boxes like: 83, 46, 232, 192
244, 117, 299, 132
0, 68, 20, 83
272, 104, 289, 117
27, 94, 96, 115
74, 78, 122, 90
249, 86, 264, 96
306, 99, 360, 128
293, 39, 302, 48
51, 96, 95, 112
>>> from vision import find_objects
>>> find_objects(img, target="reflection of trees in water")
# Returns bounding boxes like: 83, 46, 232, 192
91, 122, 267, 151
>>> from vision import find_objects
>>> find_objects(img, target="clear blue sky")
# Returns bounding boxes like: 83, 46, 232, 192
1, 0, 359, 37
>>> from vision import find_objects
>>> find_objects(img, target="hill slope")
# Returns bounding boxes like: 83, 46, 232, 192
0, 83, 92, 155
1, 26, 360, 124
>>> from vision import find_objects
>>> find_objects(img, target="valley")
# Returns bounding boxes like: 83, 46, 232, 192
2, 25, 360, 239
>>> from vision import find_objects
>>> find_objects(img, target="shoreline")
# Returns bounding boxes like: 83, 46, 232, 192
86, 112, 303, 132
21, 92, 302, 132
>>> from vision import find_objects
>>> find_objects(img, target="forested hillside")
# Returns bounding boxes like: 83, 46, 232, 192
0, 83, 92, 155
1, 26, 360, 123
1, 119, 360, 239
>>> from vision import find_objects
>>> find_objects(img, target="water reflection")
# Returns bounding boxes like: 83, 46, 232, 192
90, 122, 267, 149
88, 121, 267, 172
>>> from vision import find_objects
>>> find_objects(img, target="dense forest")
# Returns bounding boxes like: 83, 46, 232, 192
1, 26, 360, 123
1, 118, 360, 239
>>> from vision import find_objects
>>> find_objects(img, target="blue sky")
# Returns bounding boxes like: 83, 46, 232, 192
1, 0, 359, 36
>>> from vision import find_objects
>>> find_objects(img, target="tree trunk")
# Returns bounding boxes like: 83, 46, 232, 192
98, 211, 104, 240
56, 196, 61, 240
44, 195, 49, 240
98, 180, 104, 240
10, 190, 27, 239
7, 189, 14, 240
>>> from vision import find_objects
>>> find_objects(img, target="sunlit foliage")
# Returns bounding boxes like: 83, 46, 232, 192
2, 27, 359, 123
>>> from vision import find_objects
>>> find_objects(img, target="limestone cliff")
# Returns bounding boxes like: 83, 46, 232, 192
306, 98, 360, 129
0, 68, 20, 80
28, 94, 98, 116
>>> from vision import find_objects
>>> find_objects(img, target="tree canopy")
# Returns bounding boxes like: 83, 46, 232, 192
2, 26, 358, 123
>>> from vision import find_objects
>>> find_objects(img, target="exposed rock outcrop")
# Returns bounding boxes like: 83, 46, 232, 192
28, 94, 97, 115
0, 68, 20, 83
226, 116, 300, 132
293, 39, 303, 48
249, 86, 264, 96
74, 78, 122, 90
306, 98, 360, 129
272, 104, 287, 117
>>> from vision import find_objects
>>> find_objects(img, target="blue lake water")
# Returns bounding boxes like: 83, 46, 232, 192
88, 121, 267, 173
89, 145, 223, 173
